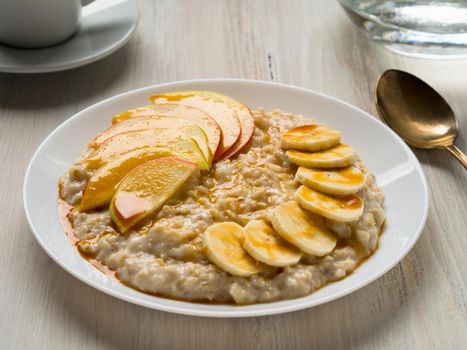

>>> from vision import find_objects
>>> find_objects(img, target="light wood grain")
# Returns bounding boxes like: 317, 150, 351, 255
0, 0, 466, 349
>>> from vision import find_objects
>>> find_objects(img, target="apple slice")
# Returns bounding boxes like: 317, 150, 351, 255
90, 116, 212, 165
148, 104, 222, 160
179, 125, 211, 165
111, 104, 221, 161
111, 106, 157, 124
110, 157, 198, 233
83, 128, 209, 170
150, 91, 241, 160
199, 91, 255, 159
80, 144, 206, 211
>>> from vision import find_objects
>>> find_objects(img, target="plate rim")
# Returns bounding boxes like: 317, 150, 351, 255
23, 78, 429, 317
0, 0, 139, 74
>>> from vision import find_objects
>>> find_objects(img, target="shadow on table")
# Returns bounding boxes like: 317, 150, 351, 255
24, 225, 433, 350
0, 44, 132, 111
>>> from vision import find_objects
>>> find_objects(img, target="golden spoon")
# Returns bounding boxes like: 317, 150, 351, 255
375, 69, 466, 169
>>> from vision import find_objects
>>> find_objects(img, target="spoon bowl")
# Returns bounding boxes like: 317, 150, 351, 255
375, 69, 466, 168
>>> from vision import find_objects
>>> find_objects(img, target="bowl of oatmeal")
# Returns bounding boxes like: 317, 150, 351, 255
23, 79, 428, 317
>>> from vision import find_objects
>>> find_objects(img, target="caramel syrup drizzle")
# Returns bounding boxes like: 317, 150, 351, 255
58, 199, 386, 305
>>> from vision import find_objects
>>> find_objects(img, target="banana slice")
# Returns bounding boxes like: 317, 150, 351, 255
243, 220, 302, 267
270, 201, 337, 256
294, 186, 364, 222
281, 125, 341, 152
295, 166, 366, 195
286, 144, 356, 168
203, 222, 265, 277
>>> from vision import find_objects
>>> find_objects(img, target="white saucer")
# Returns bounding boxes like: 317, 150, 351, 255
24, 79, 428, 317
0, 0, 138, 74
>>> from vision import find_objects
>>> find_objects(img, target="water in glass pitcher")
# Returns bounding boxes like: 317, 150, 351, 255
339, 0, 467, 58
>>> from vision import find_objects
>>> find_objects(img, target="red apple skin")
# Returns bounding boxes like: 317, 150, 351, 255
150, 92, 242, 160
220, 103, 255, 160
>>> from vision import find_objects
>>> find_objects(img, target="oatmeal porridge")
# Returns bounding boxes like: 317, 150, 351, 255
59, 91, 385, 305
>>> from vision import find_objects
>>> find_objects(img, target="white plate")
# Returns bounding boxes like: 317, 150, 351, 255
23, 79, 429, 317
0, 0, 138, 74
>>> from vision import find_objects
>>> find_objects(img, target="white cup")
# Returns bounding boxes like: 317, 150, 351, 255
0, 0, 93, 49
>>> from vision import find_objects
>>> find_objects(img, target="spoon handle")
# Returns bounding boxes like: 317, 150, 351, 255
444, 145, 467, 169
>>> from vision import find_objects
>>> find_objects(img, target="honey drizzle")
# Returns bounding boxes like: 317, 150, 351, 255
58, 199, 116, 279
58, 196, 386, 305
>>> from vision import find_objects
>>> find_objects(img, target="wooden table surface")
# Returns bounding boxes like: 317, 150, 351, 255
1, 1, 466, 349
